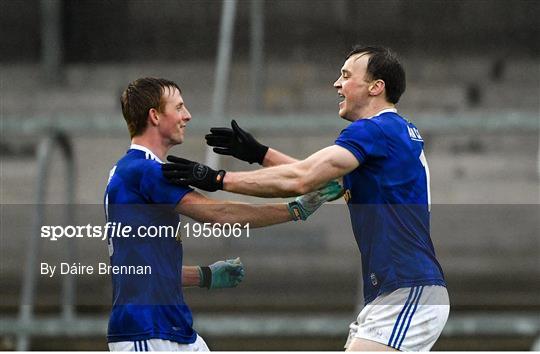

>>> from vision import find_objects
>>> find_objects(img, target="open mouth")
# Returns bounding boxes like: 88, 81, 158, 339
338, 93, 345, 104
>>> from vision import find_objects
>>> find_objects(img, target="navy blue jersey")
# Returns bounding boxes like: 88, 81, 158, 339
104, 145, 196, 343
335, 110, 445, 304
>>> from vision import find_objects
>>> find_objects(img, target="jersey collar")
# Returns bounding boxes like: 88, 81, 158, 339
129, 144, 163, 163
368, 107, 397, 119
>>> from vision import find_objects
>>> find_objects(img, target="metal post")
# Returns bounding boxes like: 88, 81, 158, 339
204, 0, 237, 168
57, 134, 76, 321
250, 0, 264, 113
537, 113, 540, 186
17, 131, 76, 350
40, 0, 63, 84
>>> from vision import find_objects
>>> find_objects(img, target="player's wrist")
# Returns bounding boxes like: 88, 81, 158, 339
198, 266, 212, 289
253, 143, 269, 165
191, 164, 225, 191
221, 171, 234, 191
261, 148, 280, 167
287, 182, 344, 221
287, 200, 305, 221
215, 170, 226, 190
161, 156, 226, 192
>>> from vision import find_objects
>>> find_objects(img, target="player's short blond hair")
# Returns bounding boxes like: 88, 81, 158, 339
120, 77, 181, 138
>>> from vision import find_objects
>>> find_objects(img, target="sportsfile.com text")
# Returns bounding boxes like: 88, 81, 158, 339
40, 222, 250, 241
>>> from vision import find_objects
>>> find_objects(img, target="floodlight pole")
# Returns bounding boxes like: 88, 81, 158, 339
205, 0, 237, 168
250, 0, 264, 113
537, 125, 540, 186
40, 0, 63, 84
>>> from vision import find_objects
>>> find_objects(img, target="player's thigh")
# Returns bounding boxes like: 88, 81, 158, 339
346, 337, 398, 351
154, 336, 210, 351
346, 286, 449, 351
108, 340, 134, 351
108, 336, 210, 351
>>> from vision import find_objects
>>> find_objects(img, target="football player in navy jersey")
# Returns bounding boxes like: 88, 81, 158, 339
105, 78, 342, 351
163, 46, 450, 351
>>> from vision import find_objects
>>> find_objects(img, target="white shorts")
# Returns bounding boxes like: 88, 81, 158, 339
108, 335, 209, 352
345, 285, 449, 352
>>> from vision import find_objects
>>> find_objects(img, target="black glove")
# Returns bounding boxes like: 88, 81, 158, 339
205, 120, 269, 165
161, 156, 226, 192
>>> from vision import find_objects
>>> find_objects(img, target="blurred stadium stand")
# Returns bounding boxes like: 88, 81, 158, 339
1, 0, 539, 350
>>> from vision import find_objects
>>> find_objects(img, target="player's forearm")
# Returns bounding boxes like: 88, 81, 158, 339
177, 191, 293, 227
210, 202, 293, 228
181, 266, 201, 287
262, 148, 299, 167
223, 163, 315, 198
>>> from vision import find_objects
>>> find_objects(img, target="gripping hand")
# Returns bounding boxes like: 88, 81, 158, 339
162, 155, 226, 192
288, 181, 344, 221
205, 120, 269, 164
199, 257, 245, 289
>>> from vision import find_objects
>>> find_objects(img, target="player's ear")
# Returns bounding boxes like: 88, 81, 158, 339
148, 108, 160, 126
369, 79, 385, 97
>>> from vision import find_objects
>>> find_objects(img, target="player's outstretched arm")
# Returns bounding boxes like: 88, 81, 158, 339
205, 120, 297, 167
182, 258, 245, 289
224, 145, 358, 197
162, 145, 358, 198
174, 182, 343, 228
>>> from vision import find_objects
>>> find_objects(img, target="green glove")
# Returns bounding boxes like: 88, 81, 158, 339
199, 257, 245, 289
288, 181, 344, 221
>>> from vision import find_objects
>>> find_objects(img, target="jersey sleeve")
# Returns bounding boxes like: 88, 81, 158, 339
140, 161, 193, 205
335, 119, 387, 164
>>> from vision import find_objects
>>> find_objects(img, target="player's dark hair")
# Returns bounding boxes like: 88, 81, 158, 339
120, 77, 181, 138
346, 45, 406, 104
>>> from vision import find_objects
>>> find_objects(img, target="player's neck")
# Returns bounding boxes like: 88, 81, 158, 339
131, 136, 169, 161
356, 101, 395, 120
